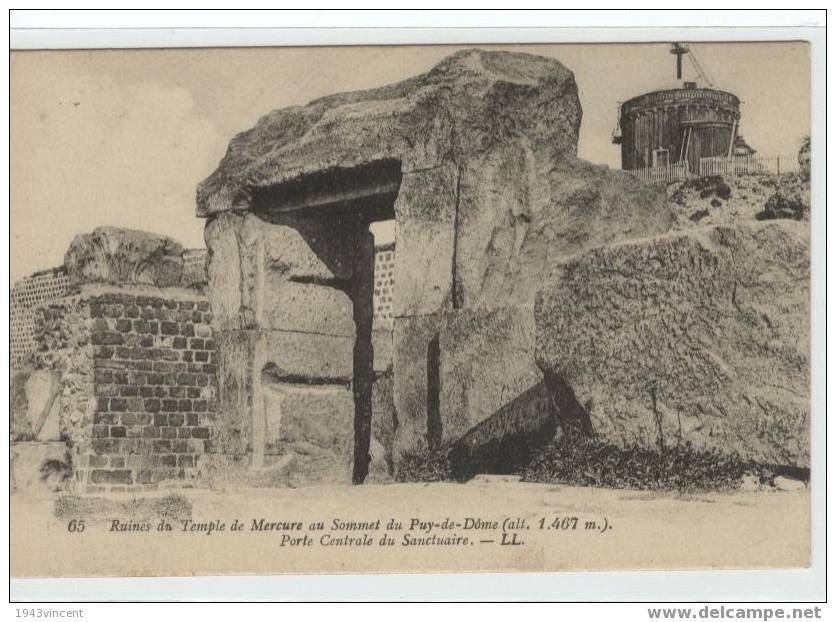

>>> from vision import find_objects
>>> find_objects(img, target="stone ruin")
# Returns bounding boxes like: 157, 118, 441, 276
198, 49, 808, 483
196, 49, 675, 484
12, 49, 809, 495
11, 227, 214, 494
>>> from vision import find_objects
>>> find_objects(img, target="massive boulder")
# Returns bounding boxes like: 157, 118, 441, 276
65, 226, 185, 288
197, 49, 584, 215
535, 221, 810, 468
198, 49, 674, 475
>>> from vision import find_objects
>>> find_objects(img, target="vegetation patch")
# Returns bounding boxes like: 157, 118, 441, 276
689, 208, 710, 223
757, 174, 810, 221
54, 493, 193, 522
672, 175, 732, 205
394, 448, 453, 483
391, 425, 809, 492
520, 433, 755, 493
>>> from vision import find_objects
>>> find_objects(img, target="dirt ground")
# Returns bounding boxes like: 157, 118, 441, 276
11, 478, 809, 577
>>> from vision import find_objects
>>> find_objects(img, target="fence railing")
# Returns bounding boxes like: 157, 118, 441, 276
699, 155, 799, 177
626, 155, 801, 184
625, 162, 689, 184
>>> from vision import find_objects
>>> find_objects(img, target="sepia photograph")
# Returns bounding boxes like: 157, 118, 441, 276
7, 11, 825, 605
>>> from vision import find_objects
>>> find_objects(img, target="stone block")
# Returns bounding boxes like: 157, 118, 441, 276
453, 149, 672, 309
65, 226, 184, 287
261, 381, 354, 485
213, 328, 353, 460
206, 211, 357, 334
11, 369, 62, 442
371, 371, 396, 479
372, 328, 393, 373
448, 380, 555, 482
261, 214, 354, 282
205, 212, 244, 330
392, 313, 441, 459
261, 276, 354, 336
257, 330, 354, 382
212, 330, 257, 455
440, 305, 542, 443
393, 166, 457, 317
535, 222, 810, 468
196, 50, 581, 216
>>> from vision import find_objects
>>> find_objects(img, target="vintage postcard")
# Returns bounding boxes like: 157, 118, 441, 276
10, 41, 812, 578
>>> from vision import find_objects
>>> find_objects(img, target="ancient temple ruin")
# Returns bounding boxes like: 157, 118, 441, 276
196, 49, 674, 484
10, 49, 810, 496
11, 228, 214, 493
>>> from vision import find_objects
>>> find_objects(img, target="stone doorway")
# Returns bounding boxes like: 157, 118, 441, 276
207, 160, 401, 485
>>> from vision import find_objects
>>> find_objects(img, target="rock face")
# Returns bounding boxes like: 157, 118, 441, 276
197, 49, 675, 481
65, 226, 185, 288
535, 221, 809, 468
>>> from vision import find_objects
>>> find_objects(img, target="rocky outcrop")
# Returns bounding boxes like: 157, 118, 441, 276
535, 221, 809, 468
65, 226, 185, 288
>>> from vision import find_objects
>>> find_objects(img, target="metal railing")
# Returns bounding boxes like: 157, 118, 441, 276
625, 155, 801, 184
625, 162, 689, 184
699, 155, 799, 177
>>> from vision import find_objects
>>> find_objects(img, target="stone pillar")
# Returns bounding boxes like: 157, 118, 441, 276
390, 164, 458, 461
351, 215, 375, 483
205, 209, 358, 484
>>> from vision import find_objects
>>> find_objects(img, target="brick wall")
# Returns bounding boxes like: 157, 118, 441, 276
36, 286, 217, 493
11, 267, 71, 367
373, 242, 395, 328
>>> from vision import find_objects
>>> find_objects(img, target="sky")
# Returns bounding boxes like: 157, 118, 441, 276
10, 42, 810, 282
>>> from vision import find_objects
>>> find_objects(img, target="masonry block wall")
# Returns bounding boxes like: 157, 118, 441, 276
204, 210, 360, 485
373, 242, 395, 328
11, 266, 71, 368
35, 285, 216, 493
